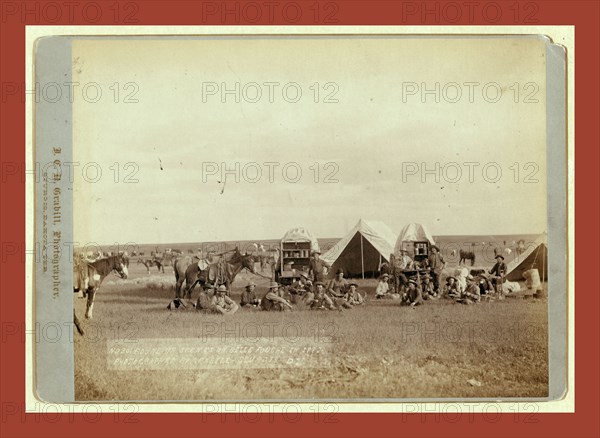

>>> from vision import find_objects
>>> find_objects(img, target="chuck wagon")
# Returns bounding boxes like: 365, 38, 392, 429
276, 227, 320, 286
392, 223, 437, 285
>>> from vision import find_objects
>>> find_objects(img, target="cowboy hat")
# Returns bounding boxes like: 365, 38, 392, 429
467, 274, 475, 281
245, 282, 256, 289
495, 254, 505, 260
311, 250, 321, 255
408, 279, 417, 285
446, 276, 456, 282
430, 245, 440, 252
381, 273, 390, 278
314, 281, 325, 287
399, 249, 409, 253
268, 281, 280, 289
349, 282, 358, 287
217, 285, 228, 293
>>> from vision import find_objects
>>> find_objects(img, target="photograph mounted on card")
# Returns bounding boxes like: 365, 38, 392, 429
32, 33, 567, 404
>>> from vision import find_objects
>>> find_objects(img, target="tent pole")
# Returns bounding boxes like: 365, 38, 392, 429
360, 234, 365, 279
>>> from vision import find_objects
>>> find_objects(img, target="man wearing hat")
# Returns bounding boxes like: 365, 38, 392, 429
305, 281, 336, 310
346, 282, 365, 305
240, 282, 260, 308
308, 250, 331, 283
421, 274, 437, 299
195, 284, 214, 310
260, 281, 293, 311
456, 274, 481, 304
375, 273, 390, 299
289, 273, 310, 296
402, 279, 424, 307
442, 275, 461, 299
394, 249, 413, 293
489, 254, 507, 296
427, 245, 446, 294
326, 269, 349, 299
210, 285, 239, 315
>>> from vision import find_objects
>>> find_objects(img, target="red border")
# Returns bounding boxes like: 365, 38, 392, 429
1, 1, 598, 437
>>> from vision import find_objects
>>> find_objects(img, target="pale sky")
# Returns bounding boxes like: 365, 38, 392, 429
73, 36, 548, 245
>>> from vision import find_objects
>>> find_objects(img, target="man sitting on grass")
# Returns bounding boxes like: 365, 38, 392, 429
305, 281, 336, 310
442, 276, 461, 299
375, 274, 390, 299
240, 282, 260, 308
421, 274, 437, 299
401, 279, 424, 307
210, 285, 239, 315
327, 269, 348, 298
455, 275, 481, 305
260, 281, 294, 311
346, 282, 365, 305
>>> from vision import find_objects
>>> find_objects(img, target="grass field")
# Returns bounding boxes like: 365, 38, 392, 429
74, 259, 548, 401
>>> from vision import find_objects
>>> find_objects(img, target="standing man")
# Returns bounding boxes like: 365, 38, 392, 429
308, 250, 331, 283
489, 254, 508, 297
394, 249, 413, 293
427, 245, 446, 294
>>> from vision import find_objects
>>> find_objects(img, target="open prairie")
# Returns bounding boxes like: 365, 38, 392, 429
74, 246, 548, 401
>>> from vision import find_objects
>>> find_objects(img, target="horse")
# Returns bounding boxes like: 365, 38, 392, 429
73, 255, 128, 319
138, 257, 163, 274
179, 249, 256, 299
459, 249, 476, 266
173, 254, 199, 298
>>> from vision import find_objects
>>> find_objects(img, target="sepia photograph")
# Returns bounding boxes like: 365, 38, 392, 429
33, 33, 566, 402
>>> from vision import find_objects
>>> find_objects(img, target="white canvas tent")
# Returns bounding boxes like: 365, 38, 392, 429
394, 223, 436, 256
506, 233, 548, 281
321, 219, 396, 278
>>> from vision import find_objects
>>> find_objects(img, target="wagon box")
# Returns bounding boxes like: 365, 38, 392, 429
277, 227, 320, 285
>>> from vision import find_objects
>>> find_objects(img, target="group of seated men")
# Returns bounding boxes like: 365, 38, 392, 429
375, 273, 431, 307
194, 269, 366, 314
375, 252, 509, 306
289, 269, 366, 310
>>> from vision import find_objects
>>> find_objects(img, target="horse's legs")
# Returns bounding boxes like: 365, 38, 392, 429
175, 276, 185, 299
85, 287, 96, 319
185, 279, 200, 300
74, 310, 84, 335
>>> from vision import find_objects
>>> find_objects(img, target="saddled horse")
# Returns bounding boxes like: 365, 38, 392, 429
173, 255, 198, 298
178, 249, 256, 299
73, 255, 128, 320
